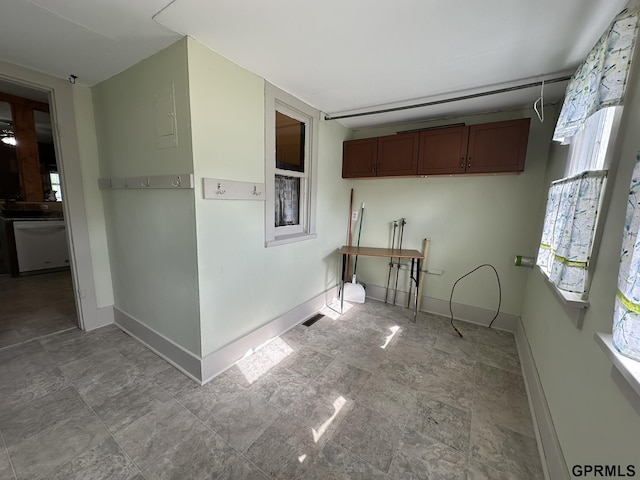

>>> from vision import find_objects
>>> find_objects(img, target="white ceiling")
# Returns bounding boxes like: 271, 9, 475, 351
0, 0, 630, 129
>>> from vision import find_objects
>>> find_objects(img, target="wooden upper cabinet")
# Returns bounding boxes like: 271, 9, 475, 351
467, 118, 530, 174
377, 132, 419, 176
343, 138, 377, 178
342, 118, 530, 178
418, 126, 469, 175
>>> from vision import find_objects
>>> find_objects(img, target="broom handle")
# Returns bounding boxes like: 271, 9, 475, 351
345, 189, 354, 282
352, 203, 365, 280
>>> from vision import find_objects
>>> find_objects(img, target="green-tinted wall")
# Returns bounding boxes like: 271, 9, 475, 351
186, 38, 352, 356
92, 38, 201, 355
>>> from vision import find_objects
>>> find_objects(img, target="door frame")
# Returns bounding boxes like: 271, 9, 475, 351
0, 60, 101, 331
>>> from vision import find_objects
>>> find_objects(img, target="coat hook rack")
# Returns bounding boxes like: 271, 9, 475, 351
203, 178, 265, 200
98, 174, 194, 190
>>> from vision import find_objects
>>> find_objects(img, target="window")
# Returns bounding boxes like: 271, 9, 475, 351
265, 83, 318, 246
49, 172, 62, 201
564, 107, 619, 176
536, 106, 621, 301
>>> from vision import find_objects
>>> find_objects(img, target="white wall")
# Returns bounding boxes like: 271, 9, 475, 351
92, 38, 201, 355
349, 108, 555, 318
72, 86, 113, 308
520, 48, 640, 468
186, 38, 352, 356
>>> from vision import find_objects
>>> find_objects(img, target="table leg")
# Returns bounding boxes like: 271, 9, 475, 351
413, 258, 421, 322
408, 258, 415, 308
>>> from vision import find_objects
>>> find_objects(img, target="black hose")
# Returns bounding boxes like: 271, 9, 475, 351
448, 264, 501, 337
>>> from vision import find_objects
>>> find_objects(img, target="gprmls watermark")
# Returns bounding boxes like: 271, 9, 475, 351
572, 465, 636, 477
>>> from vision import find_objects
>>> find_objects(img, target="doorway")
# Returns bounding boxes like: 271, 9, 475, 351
0, 79, 79, 348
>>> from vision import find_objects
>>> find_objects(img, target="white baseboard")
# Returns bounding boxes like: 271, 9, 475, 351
113, 306, 203, 383
95, 305, 115, 328
515, 318, 570, 480
111, 285, 339, 386
80, 305, 115, 331
364, 283, 519, 332
200, 285, 339, 384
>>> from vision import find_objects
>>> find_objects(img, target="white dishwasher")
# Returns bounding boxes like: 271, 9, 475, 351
13, 220, 69, 272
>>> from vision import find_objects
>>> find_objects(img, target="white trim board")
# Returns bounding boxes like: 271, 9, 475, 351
595, 332, 640, 400
88, 305, 115, 331
515, 318, 570, 480
113, 306, 202, 383
0, 60, 102, 332
200, 285, 339, 383
112, 285, 339, 385
364, 283, 518, 332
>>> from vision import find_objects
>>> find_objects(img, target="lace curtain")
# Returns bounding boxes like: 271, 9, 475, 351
274, 175, 300, 227
536, 171, 607, 293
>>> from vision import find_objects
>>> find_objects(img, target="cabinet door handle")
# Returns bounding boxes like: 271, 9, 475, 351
460, 157, 465, 169
467, 158, 472, 169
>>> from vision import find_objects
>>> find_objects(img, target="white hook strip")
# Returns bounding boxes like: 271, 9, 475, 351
98, 174, 194, 189
203, 178, 265, 200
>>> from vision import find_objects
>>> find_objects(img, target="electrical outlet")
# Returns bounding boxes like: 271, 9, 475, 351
352, 211, 358, 221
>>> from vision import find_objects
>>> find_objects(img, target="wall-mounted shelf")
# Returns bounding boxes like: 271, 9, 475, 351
98, 174, 194, 190
203, 178, 265, 200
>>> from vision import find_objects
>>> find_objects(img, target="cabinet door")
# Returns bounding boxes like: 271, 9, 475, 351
417, 126, 469, 175
377, 132, 419, 176
467, 119, 530, 173
343, 138, 378, 178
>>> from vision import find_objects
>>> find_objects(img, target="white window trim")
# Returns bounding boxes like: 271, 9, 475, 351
538, 107, 623, 313
595, 333, 640, 403
265, 83, 318, 247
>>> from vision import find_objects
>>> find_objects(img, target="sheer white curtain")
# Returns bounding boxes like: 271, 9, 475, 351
537, 171, 607, 294
613, 153, 640, 361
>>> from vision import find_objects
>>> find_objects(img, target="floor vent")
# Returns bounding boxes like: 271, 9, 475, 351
303, 313, 324, 327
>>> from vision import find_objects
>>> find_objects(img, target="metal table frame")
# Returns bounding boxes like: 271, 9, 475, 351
338, 246, 424, 321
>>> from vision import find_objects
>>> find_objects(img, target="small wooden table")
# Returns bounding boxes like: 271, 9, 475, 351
338, 246, 424, 321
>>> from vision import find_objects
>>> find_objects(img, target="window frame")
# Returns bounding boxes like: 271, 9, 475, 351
537, 106, 623, 306
265, 83, 318, 247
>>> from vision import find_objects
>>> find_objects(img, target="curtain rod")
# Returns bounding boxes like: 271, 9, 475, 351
324, 75, 572, 121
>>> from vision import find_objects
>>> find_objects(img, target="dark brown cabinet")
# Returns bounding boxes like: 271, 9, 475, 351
343, 133, 419, 178
344, 118, 531, 178
466, 119, 530, 174
377, 132, 419, 176
342, 138, 377, 178
418, 119, 530, 175
418, 126, 469, 175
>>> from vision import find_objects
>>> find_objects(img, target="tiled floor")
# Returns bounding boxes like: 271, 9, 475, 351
0, 271, 77, 349
0, 289, 544, 479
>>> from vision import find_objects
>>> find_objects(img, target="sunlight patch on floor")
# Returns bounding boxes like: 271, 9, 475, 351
380, 325, 400, 349
236, 337, 294, 384
312, 395, 347, 443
